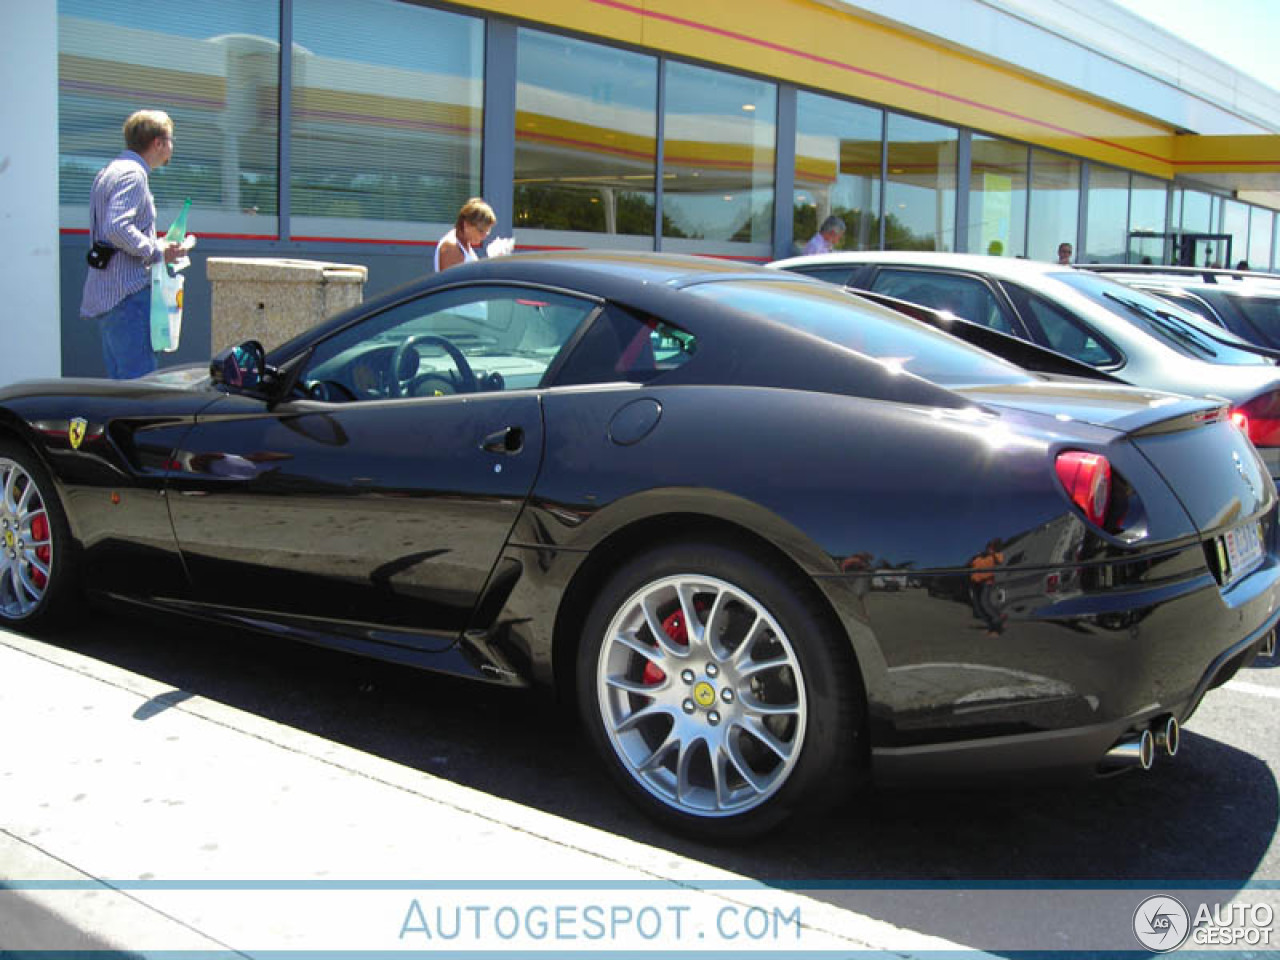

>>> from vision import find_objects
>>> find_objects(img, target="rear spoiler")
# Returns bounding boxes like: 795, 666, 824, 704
852, 289, 1122, 383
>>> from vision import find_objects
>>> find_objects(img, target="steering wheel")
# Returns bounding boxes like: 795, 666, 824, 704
390, 335, 476, 398
305, 379, 359, 403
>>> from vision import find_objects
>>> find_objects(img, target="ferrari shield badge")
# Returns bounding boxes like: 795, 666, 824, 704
68, 417, 88, 450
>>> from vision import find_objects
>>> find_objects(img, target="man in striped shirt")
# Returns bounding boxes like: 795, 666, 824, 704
79, 110, 183, 379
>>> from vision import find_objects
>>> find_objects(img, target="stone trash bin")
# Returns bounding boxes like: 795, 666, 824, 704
207, 258, 368, 354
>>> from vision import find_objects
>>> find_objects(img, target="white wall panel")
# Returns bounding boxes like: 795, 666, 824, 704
1, 5, 61, 383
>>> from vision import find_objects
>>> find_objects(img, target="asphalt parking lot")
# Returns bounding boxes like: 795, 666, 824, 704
3, 606, 1279, 955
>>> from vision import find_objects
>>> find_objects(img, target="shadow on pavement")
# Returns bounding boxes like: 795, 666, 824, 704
28, 609, 1280, 953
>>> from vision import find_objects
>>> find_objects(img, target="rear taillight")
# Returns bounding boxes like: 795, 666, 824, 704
1055, 450, 1112, 527
1231, 391, 1280, 447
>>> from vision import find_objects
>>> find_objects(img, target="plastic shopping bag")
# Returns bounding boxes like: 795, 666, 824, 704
149, 262, 184, 352
149, 199, 195, 353
486, 235, 516, 257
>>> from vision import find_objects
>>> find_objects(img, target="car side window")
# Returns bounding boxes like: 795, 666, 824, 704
785, 265, 856, 286
868, 269, 1015, 334
554, 304, 697, 386
297, 286, 597, 401
1001, 283, 1122, 368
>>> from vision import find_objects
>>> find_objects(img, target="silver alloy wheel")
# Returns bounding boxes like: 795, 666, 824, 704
595, 573, 807, 818
0, 457, 53, 619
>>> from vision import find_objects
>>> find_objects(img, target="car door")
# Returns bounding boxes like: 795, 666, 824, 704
164, 284, 598, 652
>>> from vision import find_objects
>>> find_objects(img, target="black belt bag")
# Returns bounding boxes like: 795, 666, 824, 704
86, 241, 116, 269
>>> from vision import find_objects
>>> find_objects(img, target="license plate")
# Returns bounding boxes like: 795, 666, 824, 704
1222, 521, 1264, 583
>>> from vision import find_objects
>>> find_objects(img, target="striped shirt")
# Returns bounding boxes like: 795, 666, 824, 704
79, 150, 162, 319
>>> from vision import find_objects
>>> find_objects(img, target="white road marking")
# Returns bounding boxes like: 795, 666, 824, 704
1225, 680, 1280, 699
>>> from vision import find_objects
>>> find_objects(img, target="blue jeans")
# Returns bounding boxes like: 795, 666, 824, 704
96, 286, 156, 379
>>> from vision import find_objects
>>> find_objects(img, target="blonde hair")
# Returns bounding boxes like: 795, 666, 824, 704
456, 197, 496, 235
123, 110, 173, 153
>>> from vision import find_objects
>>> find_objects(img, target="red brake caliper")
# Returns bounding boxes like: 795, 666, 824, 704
29, 513, 49, 589
642, 609, 689, 685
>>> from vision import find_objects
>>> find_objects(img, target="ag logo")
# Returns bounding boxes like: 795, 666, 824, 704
1234, 451, 1258, 499
68, 417, 88, 450
1133, 895, 1190, 952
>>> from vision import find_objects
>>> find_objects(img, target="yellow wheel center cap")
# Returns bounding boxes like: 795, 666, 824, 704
693, 681, 716, 708
3, 530, 13, 550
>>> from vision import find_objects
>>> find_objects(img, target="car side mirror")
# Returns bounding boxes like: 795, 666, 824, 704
210, 340, 267, 392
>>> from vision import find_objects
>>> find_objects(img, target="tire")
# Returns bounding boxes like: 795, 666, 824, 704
577, 540, 863, 840
0, 442, 78, 631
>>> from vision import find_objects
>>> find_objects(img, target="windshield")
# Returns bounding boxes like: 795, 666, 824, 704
684, 279, 1036, 386
1055, 272, 1273, 365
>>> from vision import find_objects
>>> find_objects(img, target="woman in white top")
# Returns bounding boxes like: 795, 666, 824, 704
434, 197, 496, 272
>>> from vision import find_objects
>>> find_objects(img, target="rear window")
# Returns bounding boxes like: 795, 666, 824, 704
1054, 272, 1273, 365
684, 279, 1035, 386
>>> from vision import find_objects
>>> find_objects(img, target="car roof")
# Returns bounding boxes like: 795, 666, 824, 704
267, 250, 989, 411
1078, 265, 1280, 296
770, 250, 1071, 281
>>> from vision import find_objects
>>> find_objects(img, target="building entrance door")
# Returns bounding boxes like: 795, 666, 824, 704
1174, 232, 1233, 268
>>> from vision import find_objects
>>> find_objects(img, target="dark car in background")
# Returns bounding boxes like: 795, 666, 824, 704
771, 251, 1280, 478
2, 252, 1277, 839
1081, 264, 1280, 353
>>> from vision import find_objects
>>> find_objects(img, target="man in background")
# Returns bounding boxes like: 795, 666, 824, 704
1056, 241, 1073, 265
80, 109, 183, 379
804, 215, 846, 255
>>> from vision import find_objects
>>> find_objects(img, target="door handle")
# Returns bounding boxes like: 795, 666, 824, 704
481, 426, 524, 455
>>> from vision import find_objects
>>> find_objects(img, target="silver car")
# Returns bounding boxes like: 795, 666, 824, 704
1080, 264, 1280, 354
771, 251, 1280, 477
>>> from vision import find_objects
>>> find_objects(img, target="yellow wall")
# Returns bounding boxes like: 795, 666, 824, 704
462, 0, 1178, 177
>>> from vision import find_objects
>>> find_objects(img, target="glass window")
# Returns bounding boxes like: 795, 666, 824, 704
1233, 296, 1280, 340
661, 62, 776, 257
1001, 283, 1121, 366
300, 286, 596, 400
1128, 174, 1168, 264
1083, 165, 1128, 264
869, 268, 1015, 334
291, 0, 483, 242
514, 29, 657, 249
1223, 199, 1250, 269
684, 280, 1033, 386
1028, 149, 1079, 264
58, 0, 280, 235
793, 92, 882, 254
557, 306, 696, 386
1248, 208, 1273, 272
1179, 189, 1213, 233
884, 114, 957, 251
1174, 188, 1216, 266
969, 136, 1027, 258
781, 264, 857, 286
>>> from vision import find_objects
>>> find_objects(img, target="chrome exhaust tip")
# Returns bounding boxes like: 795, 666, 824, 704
1153, 715, 1179, 758
1262, 630, 1277, 659
1104, 728, 1155, 770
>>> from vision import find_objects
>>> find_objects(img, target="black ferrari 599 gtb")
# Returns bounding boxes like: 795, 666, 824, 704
1, 252, 1275, 838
